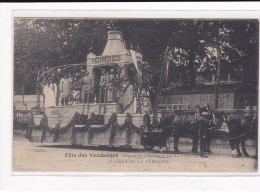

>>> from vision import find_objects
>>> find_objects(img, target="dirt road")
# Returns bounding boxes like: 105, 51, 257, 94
12, 133, 257, 173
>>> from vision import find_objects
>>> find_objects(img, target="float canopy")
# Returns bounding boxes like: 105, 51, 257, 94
102, 31, 128, 56
86, 31, 142, 67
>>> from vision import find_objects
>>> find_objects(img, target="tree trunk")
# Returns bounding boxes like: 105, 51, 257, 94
214, 22, 221, 109
36, 70, 40, 108
22, 82, 25, 106
188, 49, 196, 86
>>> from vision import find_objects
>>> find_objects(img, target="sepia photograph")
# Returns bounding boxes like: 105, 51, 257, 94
12, 17, 258, 173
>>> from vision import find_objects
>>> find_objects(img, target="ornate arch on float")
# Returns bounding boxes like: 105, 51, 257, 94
37, 30, 150, 116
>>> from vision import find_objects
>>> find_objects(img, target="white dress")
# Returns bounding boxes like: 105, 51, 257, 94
44, 84, 57, 108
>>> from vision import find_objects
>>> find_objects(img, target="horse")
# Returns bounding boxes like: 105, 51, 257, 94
159, 107, 215, 157
223, 113, 257, 158
170, 110, 200, 155
159, 105, 217, 157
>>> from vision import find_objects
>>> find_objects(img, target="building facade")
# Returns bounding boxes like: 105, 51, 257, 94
160, 83, 256, 109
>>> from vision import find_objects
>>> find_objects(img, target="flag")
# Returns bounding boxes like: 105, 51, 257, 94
164, 49, 170, 85
130, 50, 140, 74
130, 49, 142, 87
165, 60, 169, 84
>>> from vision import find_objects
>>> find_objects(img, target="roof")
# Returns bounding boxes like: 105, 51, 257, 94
164, 83, 243, 95
102, 31, 128, 56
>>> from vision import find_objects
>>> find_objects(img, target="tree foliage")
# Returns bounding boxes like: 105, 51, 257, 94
14, 19, 258, 96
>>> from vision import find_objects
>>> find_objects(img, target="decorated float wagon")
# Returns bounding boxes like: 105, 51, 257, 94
29, 31, 163, 149
25, 30, 257, 155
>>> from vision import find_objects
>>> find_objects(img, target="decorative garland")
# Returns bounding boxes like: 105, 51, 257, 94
109, 113, 118, 145
36, 110, 153, 147
143, 112, 152, 131
117, 113, 147, 147
87, 113, 104, 144
40, 114, 48, 142
87, 113, 118, 144
152, 115, 159, 128
71, 113, 92, 145
123, 99, 134, 112
117, 113, 133, 147
33, 110, 257, 147
41, 112, 81, 142
53, 123, 61, 142
125, 113, 133, 147
84, 112, 149, 146
27, 112, 35, 141
74, 112, 149, 146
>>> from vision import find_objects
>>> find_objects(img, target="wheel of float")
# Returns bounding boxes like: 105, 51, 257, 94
67, 95, 74, 105
143, 144, 155, 150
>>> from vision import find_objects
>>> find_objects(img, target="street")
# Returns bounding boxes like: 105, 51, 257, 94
12, 131, 258, 173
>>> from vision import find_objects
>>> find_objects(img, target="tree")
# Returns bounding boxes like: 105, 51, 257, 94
14, 18, 258, 105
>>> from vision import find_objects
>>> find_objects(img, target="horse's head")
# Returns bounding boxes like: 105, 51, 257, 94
160, 112, 175, 128
160, 112, 174, 121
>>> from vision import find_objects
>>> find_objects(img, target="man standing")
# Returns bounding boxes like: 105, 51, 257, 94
60, 74, 72, 106
100, 70, 108, 103
198, 104, 215, 157
107, 69, 117, 102
81, 71, 94, 103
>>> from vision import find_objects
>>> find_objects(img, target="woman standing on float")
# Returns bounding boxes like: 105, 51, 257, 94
43, 79, 57, 108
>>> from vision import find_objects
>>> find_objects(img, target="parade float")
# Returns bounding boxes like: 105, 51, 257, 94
28, 31, 163, 149
17, 30, 257, 152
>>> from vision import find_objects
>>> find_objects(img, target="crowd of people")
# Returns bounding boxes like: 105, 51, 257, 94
42, 68, 120, 108
42, 72, 72, 107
